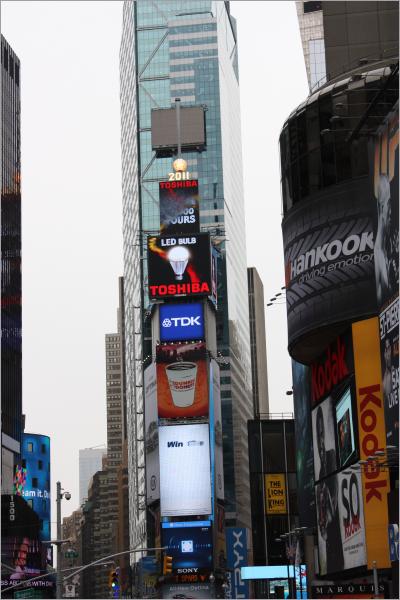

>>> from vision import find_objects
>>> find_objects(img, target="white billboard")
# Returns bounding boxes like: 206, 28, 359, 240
337, 469, 367, 570
159, 424, 212, 517
144, 363, 160, 503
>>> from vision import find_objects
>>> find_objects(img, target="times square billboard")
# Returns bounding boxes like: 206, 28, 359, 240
147, 233, 212, 300
159, 179, 200, 235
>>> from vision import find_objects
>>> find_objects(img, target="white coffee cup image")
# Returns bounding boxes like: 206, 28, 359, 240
165, 362, 198, 407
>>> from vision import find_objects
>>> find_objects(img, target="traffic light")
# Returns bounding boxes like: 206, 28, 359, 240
109, 568, 120, 593
163, 555, 173, 575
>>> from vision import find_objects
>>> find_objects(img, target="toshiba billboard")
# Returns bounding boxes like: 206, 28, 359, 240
282, 183, 377, 360
352, 318, 390, 569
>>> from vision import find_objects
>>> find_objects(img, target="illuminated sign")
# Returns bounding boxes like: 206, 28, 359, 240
159, 302, 204, 342
335, 388, 356, 467
161, 521, 212, 575
226, 528, 249, 600
147, 233, 212, 300
311, 334, 353, 405
159, 179, 200, 235
265, 473, 287, 514
352, 317, 390, 569
156, 342, 208, 419
144, 364, 160, 504
159, 424, 211, 517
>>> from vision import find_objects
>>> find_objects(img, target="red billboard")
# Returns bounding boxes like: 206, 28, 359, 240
156, 342, 208, 418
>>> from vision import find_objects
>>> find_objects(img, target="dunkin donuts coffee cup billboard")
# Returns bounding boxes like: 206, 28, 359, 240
156, 342, 208, 418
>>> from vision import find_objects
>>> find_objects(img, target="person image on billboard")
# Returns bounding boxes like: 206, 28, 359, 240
374, 174, 399, 307
335, 389, 355, 467
313, 402, 337, 481
316, 476, 344, 575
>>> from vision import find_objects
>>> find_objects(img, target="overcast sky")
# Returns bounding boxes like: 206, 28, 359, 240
2, 1, 309, 524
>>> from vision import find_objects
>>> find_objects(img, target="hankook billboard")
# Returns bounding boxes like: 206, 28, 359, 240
159, 424, 212, 517
159, 179, 200, 235
147, 233, 212, 300
156, 342, 208, 419
282, 181, 377, 360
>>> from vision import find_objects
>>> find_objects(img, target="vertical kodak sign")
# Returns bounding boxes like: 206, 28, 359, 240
352, 318, 390, 569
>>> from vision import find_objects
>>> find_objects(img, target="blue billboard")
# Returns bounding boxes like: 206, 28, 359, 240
161, 520, 212, 574
226, 527, 249, 599
20, 433, 51, 543
159, 302, 204, 342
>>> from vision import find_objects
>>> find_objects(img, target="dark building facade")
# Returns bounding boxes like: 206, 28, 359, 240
281, 4, 399, 596
248, 418, 300, 598
1, 35, 23, 493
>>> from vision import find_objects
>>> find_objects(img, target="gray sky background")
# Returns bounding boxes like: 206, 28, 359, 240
2, 1, 309, 525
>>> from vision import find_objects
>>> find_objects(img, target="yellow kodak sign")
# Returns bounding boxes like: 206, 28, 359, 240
265, 473, 287, 514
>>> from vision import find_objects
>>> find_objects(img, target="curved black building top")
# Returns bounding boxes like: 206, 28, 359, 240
280, 60, 398, 216
280, 59, 398, 363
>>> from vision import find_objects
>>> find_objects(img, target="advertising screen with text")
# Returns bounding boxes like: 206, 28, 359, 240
159, 424, 212, 517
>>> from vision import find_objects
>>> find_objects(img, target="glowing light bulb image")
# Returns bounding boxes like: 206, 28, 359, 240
167, 246, 190, 280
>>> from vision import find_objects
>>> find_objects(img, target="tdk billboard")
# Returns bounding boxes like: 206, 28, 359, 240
159, 302, 204, 342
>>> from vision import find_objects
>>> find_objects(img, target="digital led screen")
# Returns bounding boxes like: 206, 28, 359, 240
159, 180, 200, 235
161, 521, 212, 574
157, 342, 208, 419
151, 106, 206, 154
159, 424, 211, 517
335, 388, 355, 467
312, 396, 337, 482
21, 433, 51, 542
159, 302, 204, 343
147, 233, 212, 300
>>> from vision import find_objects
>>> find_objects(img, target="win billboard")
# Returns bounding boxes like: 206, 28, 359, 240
159, 424, 212, 517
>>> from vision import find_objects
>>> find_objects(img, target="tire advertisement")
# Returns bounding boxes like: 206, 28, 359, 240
282, 181, 377, 356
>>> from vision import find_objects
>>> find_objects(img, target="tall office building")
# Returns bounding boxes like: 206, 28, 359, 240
120, 1, 252, 554
1, 35, 22, 493
296, 1, 326, 91
78, 446, 106, 505
296, 1, 399, 92
105, 277, 126, 470
247, 267, 269, 417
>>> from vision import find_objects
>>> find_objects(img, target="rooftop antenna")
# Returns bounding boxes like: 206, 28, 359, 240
173, 97, 187, 173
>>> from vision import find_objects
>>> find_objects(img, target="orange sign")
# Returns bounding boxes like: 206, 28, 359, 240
265, 473, 287, 514
352, 318, 390, 569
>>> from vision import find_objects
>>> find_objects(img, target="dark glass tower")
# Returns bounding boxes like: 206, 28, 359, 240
1, 35, 22, 492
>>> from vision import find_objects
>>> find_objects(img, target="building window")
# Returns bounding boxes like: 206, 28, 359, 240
38, 460, 43, 470
22, 459, 26, 468
304, 1, 322, 13
32, 477, 38, 487
309, 38, 326, 90
27, 499, 33, 509
27, 442, 33, 452
41, 444, 46, 454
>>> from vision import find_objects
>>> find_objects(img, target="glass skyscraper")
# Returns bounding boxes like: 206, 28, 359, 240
120, 1, 252, 553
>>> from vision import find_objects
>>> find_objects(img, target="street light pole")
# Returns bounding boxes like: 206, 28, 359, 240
56, 481, 62, 600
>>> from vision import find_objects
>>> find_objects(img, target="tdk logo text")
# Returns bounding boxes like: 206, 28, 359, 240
160, 302, 204, 342
162, 316, 201, 328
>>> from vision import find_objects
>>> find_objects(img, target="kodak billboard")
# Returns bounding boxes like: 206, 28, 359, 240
352, 318, 390, 569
